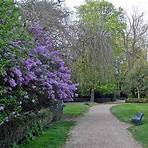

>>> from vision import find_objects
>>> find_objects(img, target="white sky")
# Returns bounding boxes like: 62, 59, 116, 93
65, 0, 148, 21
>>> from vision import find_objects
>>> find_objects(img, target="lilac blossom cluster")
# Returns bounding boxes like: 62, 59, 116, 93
4, 23, 76, 101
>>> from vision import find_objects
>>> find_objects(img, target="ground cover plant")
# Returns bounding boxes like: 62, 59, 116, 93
20, 121, 75, 148
19, 102, 93, 148
111, 103, 148, 148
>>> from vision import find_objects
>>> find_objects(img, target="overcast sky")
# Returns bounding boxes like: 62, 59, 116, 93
65, 0, 148, 21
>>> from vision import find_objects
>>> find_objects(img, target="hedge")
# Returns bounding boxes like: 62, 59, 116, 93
0, 100, 63, 148
125, 98, 148, 103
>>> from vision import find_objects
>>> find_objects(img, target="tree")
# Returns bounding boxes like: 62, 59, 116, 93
123, 11, 148, 71
123, 58, 148, 98
78, 0, 125, 36
71, 0, 125, 99
19, 0, 71, 50
78, 0, 125, 57
72, 23, 113, 97
116, 11, 148, 96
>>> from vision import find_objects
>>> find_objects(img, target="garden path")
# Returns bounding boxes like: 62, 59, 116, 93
65, 104, 142, 148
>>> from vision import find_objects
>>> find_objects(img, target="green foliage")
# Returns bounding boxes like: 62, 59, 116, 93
79, 0, 125, 58
0, 0, 32, 74
24, 122, 43, 142
0, 0, 20, 47
126, 98, 148, 103
72, 55, 101, 95
77, 0, 127, 97
79, 0, 125, 36
96, 83, 116, 95
0, 0, 32, 65
73, 0, 126, 96
72, 54, 116, 96
72, 49, 115, 96
111, 104, 148, 148
0, 98, 21, 113
0, 111, 7, 123
20, 121, 75, 148
123, 59, 148, 98
11, 143, 19, 148
0, 0, 33, 119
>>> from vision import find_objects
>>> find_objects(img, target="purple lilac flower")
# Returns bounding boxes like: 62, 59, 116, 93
9, 79, 17, 87
4, 23, 77, 101
13, 67, 22, 77
24, 72, 36, 84
23, 58, 38, 70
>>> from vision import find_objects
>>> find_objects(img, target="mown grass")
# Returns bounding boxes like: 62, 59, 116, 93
20, 102, 94, 148
111, 103, 148, 148
20, 121, 75, 148
63, 102, 94, 117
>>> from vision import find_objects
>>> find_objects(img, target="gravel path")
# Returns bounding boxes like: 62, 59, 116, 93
65, 104, 142, 148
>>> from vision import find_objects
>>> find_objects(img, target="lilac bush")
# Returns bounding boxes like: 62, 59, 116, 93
4, 23, 76, 102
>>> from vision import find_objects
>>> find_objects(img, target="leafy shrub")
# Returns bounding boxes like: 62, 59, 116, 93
3, 23, 76, 104
125, 98, 148, 103
24, 122, 43, 142
96, 83, 116, 96
122, 59, 148, 98
0, 108, 56, 147
0, 1, 76, 123
0, 0, 33, 119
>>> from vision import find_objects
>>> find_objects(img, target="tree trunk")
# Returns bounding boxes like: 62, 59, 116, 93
90, 89, 95, 102
137, 88, 140, 99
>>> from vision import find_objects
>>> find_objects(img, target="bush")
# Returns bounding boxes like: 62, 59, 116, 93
96, 83, 116, 95
0, 109, 51, 148
0, 100, 63, 148
0, 1, 76, 124
0, 1, 75, 147
0, 0, 32, 118
3, 23, 76, 109
73, 97, 90, 102
125, 98, 148, 103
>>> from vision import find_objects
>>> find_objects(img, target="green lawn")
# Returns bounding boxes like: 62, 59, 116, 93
111, 103, 148, 148
63, 102, 94, 117
20, 102, 94, 148
20, 121, 75, 148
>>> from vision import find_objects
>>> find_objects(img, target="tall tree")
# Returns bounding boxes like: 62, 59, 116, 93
117, 11, 148, 95
19, 0, 71, 50
123, 58, 148, 98
123, 11, 148, 71
71, 0, 125, 99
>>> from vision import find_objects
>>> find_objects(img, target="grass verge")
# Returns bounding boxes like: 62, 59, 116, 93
20, 121, 75, 148
111, 103, 148, 148
20, 102, 94, 148
20, 102, 95, 148
63, 102, 94, 117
